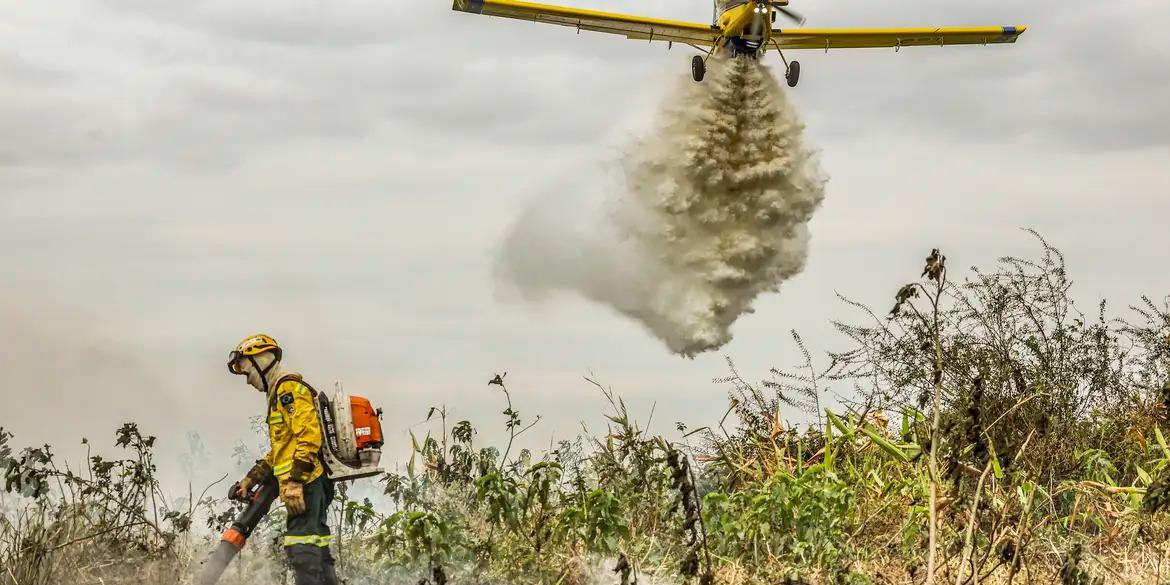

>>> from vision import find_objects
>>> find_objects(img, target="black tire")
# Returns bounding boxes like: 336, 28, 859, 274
786, 60, 800, 87
692, 55, 705, 82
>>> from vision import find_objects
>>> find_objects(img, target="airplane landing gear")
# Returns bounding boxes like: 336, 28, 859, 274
772, 42, 801, 88
692, 55, 706, 82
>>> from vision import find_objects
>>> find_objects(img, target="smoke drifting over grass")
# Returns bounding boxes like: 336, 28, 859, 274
496, 57, 827, 356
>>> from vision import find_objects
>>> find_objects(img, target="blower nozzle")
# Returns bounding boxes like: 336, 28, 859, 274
194, 477, 280, 585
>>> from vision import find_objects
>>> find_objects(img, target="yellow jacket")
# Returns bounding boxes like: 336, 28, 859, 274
264, 375, 325, 485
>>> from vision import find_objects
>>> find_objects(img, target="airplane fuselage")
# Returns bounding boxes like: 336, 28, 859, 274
717, 0, 774, 55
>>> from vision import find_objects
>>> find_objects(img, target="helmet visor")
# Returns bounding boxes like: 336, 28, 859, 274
227, 350, 245, 374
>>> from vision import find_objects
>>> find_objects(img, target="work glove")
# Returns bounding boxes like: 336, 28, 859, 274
289, 459, 315, 484
281, 481, 306, 516
231, 460, 273, 501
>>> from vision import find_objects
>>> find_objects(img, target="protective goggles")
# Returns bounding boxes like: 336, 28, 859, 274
227, 351, 246, 374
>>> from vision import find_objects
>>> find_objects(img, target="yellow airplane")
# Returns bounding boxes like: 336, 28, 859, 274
452, 0, 1026, 87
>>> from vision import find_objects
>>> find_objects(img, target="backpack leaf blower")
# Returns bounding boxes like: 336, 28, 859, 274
195, 384, 384, 585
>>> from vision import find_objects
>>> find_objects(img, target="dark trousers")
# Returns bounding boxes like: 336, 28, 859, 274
284, 476, 338, 585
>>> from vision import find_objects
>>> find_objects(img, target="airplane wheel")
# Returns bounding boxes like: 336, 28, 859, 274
786, 60, 800, 87
692, 55, 705, 82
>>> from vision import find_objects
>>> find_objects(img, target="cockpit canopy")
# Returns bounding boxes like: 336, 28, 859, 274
717, 0, 750, 16
717, 0, 788, 16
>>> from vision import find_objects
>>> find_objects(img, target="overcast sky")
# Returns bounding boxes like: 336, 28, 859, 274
2, 0, 1168, 490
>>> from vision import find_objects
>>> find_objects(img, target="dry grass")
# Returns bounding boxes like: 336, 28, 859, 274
4, 236, 1170, 585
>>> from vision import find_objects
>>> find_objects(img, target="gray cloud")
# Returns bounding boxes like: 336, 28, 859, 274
98, 0, 414, 48
791, 0, 1170, 150
10, 0, 1162, 174
1, 0, 663, 170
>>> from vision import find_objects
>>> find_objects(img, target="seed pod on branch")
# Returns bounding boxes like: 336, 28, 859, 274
890, 284, 920, 317
922, 248, 946, 282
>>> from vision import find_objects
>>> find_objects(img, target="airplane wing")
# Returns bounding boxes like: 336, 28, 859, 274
772, 26, 1026, 50
452, 0, 723, 47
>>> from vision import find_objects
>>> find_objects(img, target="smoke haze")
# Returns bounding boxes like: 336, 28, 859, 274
496, 57, 828, 357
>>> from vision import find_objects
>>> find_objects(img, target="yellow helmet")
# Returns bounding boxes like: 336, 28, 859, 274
227, 333, 282, 374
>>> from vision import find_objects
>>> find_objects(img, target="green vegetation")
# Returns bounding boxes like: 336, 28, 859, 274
4, 233, 1170, 584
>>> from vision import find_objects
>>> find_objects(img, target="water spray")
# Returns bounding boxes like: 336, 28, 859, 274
497, 56, 827, 356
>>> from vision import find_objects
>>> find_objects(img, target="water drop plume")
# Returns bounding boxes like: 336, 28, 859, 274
496, 56, 827, 357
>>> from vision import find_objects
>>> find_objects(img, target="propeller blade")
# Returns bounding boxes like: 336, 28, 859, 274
775, 6, 806, 26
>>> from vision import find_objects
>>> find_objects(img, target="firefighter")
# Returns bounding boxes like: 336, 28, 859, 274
227, 334, 338, 585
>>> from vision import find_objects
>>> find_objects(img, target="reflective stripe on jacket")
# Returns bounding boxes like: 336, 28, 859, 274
264, 376, 324, 485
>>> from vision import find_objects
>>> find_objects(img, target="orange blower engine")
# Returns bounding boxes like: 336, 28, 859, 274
315, 383, 385, 481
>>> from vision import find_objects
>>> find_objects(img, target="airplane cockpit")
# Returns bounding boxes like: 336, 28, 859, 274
717, 0, 775, 22
716, 0, 773, 38
715, 0, 769, 53
716, 0, 749, 15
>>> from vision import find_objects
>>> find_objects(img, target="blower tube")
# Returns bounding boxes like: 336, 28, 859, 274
194, 477, 280, 585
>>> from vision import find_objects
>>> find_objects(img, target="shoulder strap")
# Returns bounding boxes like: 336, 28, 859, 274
276, 373, 319, 397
